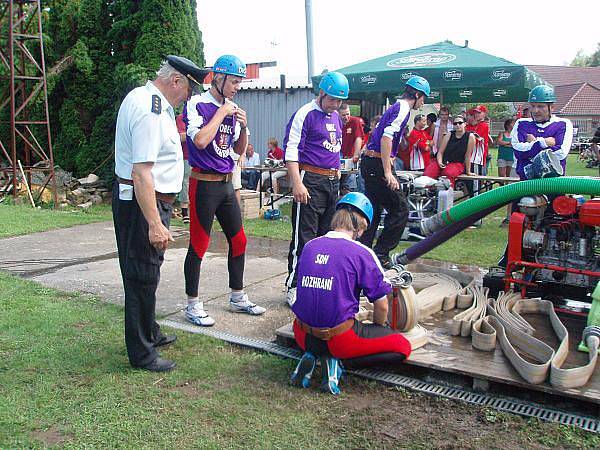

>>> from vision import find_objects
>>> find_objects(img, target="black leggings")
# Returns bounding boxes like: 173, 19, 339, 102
184, 178, 247, 296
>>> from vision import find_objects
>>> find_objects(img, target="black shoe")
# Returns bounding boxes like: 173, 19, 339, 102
134, 357, 176, 373
154, 334, 177, 348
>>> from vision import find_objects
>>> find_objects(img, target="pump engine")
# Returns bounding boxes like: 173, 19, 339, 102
485, 195, 600, 315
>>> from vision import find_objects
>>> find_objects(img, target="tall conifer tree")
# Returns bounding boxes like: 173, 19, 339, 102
43, 0, 204, 178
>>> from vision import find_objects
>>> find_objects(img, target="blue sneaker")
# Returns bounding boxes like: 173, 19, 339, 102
321, 357, 343, 395
290, 352, 316, 388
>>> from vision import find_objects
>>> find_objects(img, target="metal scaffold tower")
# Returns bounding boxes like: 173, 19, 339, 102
0, 0, 57, 205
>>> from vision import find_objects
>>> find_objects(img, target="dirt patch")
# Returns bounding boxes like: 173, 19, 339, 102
333, 381, 568, 449
30, 426, 71, 446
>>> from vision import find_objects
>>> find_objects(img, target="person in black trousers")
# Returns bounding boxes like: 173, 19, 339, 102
113, 56, 207, 372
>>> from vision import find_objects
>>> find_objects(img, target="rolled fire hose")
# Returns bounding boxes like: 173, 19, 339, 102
471, 292, 599, 388
410, 272, 472, 318
421, 177, 600, 236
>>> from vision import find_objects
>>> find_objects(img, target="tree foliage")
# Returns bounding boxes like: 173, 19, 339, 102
569, 43, 600, 67
42, 0, 204, 178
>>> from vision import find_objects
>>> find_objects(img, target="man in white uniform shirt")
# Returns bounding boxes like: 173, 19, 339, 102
113, 55, 207, 372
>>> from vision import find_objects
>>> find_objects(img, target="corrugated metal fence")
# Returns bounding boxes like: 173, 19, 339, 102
234, 88, 315, 160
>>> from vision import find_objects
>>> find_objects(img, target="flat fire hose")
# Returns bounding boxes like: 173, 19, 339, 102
470, 293, 599, 388
450, 286, 487, 337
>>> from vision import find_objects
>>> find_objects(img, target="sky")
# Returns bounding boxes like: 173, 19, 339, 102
197, 0, 599, 81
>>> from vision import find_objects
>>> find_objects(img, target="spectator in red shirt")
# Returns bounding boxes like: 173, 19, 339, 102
262, 137, 286, 196
176, 113, 191, 223
267, 137, 284, 160
465, 105, 490, 176
339, 104, 365, 161
407, 114, 433, 170
339, 103, 365, 193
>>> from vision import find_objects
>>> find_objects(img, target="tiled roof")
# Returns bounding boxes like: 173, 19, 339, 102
559, 83, 600, 115
554, 83, 584, 111
517, 66, 600, 116
526, 65, 600, 89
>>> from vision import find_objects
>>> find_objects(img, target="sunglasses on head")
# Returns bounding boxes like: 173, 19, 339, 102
453, 121, 464, 125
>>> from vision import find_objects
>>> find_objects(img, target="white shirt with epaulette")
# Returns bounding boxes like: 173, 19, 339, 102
115, 81, 183, 194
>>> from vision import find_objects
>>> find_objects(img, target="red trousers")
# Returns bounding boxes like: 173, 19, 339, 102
423, 161, 465, 187
293, 319, 411, 361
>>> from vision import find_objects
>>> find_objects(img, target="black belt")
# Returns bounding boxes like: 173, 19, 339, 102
116, 176, 177, 204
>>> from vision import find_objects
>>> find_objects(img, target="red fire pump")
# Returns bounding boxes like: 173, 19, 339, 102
486, 196, 600, 317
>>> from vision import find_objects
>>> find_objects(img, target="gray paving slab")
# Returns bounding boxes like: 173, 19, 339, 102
2, 221, 294, 341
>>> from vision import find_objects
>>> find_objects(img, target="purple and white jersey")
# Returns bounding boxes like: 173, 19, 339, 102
283, 100, 342, 169
511, 116, 573, 179
184, 91, 241, 174
292, 231, 391, 328
366, 99, 411, 157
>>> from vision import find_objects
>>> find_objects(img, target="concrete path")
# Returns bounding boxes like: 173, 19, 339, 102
0, 222, 294, 341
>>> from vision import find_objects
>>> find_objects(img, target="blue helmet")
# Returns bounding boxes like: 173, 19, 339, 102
319, 71, 349, 99
336, 192, 373, 226
528, 85, 555, 103
213, 54, 246, 78
406, 75, 431, 97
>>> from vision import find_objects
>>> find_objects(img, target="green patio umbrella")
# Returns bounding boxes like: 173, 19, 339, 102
313, 41, 547, 104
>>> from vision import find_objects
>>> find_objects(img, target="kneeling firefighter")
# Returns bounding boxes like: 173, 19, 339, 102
290, 192, 412, 394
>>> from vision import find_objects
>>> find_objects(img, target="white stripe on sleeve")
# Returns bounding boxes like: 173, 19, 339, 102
554, 118, 573, 161
511, 119, 536, 153
186, 95, 204, 141
383, 100, 410, 140
284, 102, 316, 162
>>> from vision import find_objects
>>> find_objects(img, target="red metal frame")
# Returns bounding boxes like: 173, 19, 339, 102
0, 0, 57, 205
504, 260, 600, 316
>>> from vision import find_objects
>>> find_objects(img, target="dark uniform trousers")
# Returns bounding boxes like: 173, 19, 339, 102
359, 156, 409, 261
112, 182, 172, 367
286, 171, 339, 289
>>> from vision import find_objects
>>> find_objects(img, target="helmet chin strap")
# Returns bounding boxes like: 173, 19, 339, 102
216, 74, 228, 101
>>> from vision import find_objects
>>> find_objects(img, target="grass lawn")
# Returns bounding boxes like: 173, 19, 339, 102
0, 203, 112, 238
1, 154, 597, 268
1, 271, 598, 448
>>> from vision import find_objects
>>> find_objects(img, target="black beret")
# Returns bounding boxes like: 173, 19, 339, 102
166, 55, 209, 86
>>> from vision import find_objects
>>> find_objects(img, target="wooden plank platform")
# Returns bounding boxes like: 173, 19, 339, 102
276, 310, 600, 405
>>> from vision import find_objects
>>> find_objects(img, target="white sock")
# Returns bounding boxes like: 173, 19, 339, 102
187, 297, 199, 308
231, 291, 245, 302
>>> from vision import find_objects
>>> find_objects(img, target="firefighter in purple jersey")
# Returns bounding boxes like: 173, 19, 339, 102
511, 85, 573, 179
497, 85, 573, 269
283, 71, 348, 307
359, 76, 431, 268
183, 54, 266, 326
290, 192, 412, 395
